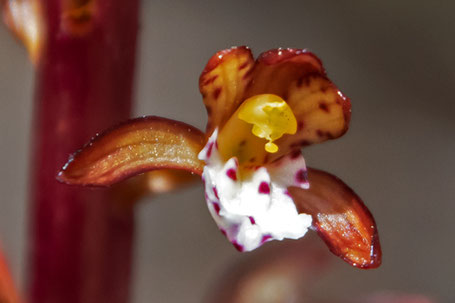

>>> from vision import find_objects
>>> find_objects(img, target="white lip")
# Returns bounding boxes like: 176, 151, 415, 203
199, 130, 312, 252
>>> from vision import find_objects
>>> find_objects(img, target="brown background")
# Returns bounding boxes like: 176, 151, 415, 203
1, 1, 454, 302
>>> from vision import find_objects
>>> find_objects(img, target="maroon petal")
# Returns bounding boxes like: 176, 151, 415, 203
58, 116, 206, 186
288, 168, 381, 269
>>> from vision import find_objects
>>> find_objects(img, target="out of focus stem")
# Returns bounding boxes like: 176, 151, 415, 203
27, 1, 139, 302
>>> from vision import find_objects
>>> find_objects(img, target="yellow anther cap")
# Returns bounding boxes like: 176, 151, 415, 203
237, 94, 297, 153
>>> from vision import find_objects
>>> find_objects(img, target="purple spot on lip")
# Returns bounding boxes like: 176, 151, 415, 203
226, 168, 237, 181
206, 143, 213, 158
261, 234, 272, 244
258, 182, 270, 194
295, 169, 308, 183
212, 202, 221, 215
232, 241, 244, 252
249, 216, 256, 225
212, 187, 219, 200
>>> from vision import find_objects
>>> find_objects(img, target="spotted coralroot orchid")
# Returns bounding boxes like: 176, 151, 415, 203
58, 46, 381, 269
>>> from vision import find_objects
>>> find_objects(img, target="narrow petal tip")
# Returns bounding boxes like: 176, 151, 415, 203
289, 168, 382, 269
58, 116, 206, 186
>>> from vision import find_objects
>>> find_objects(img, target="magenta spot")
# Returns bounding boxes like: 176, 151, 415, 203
226, 168, 237, 181
295, 169, 308, 183
232, 241, 244, 252
261, 234, 272, 244
206, 143, 213, 158
212, 202, 221, 215
284, 189, 292, 197
258, 182, 270, 194
213, 87, 222, 99
212, 187, 219, 200
220, 229, 226, 236
249, 216, 256, 225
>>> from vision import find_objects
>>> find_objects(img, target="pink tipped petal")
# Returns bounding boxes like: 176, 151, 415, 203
288, 168, 381, 269
58, 116, 205, 186
199, 46, 255, 134
245, 48, 325, 98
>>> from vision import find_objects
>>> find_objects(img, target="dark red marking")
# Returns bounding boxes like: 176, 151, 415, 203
295, 169, 308, 183
258, 182, 270, 194
297, 121, 305, 131
212, 202, 221, 215
249, 216, 256, 225
239, 140, 246, 146
213, 87, 222, 100
220, 229, 227, 236
203, 75, 218, 86
316, 129, 324, 137
212, 187, 219, 200
290, 150, 301, 159
232, 241, 244, 252
206, 142, 213, 158
239, 61, 249, 70
261, 234, 272, 244
319, 102, 330, 113
242, 68, 253, 80
226, 168, 237, 181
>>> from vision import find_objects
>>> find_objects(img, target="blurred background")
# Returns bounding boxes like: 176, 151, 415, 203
1, 0, 454, 302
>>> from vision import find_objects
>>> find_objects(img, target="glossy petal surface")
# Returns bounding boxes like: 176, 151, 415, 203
244, 49, 350, 157
289, 168, 381, 269
58, 116, 206, 186
245, 48, 325, 98
276, 75, 351, 155
200, 46, 255, 134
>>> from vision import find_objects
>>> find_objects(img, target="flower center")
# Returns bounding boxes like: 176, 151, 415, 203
217, 94, 297, 164
238, 94, 297, 153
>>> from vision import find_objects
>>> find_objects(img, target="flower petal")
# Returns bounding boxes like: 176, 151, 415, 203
199, 46, 255, 134
200, 131, 312, 252
245, 48, 325, 98
58, 116, 205, 186
245, 49, 351, 156
288, 168, 381, 269
276, 75, 351, 153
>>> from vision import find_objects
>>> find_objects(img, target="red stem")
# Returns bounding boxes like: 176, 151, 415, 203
28, 1, 139, 302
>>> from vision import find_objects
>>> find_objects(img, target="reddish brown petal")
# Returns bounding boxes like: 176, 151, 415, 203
288, 168, 381, 269
0, 247, 21, 303
274, 75, 351, 157
245, 48, 325, 98
199, 46, 255, 134
58, 116, 205, 186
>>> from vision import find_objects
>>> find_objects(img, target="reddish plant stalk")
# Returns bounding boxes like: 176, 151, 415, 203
28, 1, 139, 302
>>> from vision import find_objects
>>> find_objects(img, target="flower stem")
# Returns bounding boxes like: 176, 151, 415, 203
28, 1, 139, 302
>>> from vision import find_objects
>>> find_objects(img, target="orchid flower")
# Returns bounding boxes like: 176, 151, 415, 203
58, 46, 381, 269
